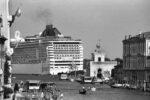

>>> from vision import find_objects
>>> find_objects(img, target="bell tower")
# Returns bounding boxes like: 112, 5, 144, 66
93, 40, 105, 62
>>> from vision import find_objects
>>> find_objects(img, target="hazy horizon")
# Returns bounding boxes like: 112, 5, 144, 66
10, 0, 150, 59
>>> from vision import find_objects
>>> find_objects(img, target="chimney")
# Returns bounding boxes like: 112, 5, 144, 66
125, 35, 127, 40
46, 24, 53, 30
129, 35, 131, 39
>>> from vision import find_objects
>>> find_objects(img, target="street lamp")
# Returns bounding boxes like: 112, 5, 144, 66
4, 8, 21, 86
0, 36, 7, 72
0, 1, 21, 99
9, 8, 21, 27
0, 16, 7, 91
0, 35, 7, 97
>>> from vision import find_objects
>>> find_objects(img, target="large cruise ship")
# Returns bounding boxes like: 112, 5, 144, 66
11, 25, 83, 75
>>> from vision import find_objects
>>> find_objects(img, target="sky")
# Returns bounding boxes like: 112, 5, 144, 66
9, 0, 150, 59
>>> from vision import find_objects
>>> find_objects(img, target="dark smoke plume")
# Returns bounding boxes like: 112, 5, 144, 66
10, 0, 53, 24
34, 6, 52, 24
18, 0, 53, 24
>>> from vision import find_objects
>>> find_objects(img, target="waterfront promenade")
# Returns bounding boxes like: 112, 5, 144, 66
1, 74, 150, 100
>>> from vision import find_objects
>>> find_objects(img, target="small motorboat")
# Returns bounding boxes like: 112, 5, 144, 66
110, 83, 123, 88
79, 89, 86, 94
79, 87, 87, 94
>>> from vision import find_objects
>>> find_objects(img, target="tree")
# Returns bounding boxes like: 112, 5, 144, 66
114, 58, 123, 64
111, 69, 115, 77
3, 86, 13, 98
105, 57, 111, 61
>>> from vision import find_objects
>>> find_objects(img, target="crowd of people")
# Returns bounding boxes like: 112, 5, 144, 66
12, 81, 64, 100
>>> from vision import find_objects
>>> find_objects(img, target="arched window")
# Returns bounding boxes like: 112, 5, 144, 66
98, 57, 101, 62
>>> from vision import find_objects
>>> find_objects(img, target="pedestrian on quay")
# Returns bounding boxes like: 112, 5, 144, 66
14, 83, 19, 93
60, 92, 64, 100
20, 80, 24, 88
91, 76, 96, 85
19, 80, 24, 92
143, 80, 146, 92
79, 86, 87, 95
40, 91, 44, 100
12, 93, 16, 100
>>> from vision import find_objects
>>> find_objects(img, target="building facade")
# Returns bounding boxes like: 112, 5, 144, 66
11, 25, 83, 75
47, 40, 83, 75
85, 41, 117, 80
123, 32, 150, 89
111, 59, 123, 83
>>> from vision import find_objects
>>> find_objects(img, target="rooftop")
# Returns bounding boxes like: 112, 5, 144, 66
92, 61, 117, 65
123, 31, 150, 43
